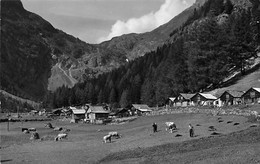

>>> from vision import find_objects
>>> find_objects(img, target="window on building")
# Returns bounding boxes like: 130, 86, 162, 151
250, 91, 255, 98
226, 94, 229, 99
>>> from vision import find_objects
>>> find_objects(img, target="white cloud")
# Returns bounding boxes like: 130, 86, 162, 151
98, 0, 195, 43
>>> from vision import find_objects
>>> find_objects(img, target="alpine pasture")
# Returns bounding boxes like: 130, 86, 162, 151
1, 113, 258, 164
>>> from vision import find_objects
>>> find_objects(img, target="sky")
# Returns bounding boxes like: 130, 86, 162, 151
21, 0, 195, 44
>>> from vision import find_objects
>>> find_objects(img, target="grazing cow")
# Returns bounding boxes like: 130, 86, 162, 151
103, 134, 112, 143
165, 122, 177, 133
108, 131, 121, 138
22, 128, 29, 134
28, 128, 36, 132
30, 132, 40, 140
23, 130, 29, 134
55, 133, 68, 141
44, 123, 53, 129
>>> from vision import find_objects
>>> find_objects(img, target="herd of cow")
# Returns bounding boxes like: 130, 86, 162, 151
21, 123, 70, 141
21, 121, 179, 143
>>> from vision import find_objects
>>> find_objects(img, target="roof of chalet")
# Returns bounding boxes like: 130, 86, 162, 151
87, 106, 110, 114
241, 87, 260, 97
30, 110, 38, 113
198, 93, 217, 100
179, 93, 195, 100
253, 88, 260, 93
72, 109, 86, 114
69, 106, 77, 110
223, 90, 244, 98
169, 97, 176, 101
132, 104, 152, 112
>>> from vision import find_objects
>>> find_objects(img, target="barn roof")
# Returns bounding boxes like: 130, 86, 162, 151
179, 93, 195, 100
199, 93, 217, 100
87, 106, 110, 114
72, 109, 86, 114
69, 106, 77, 110
169, 97, 176, 101
132, 104, 152, 112
253, 88, 260, 93
225, 90, 244, 98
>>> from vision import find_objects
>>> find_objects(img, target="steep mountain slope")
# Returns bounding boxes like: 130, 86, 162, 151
1, 0, 53, 100
1, 0, 127, 100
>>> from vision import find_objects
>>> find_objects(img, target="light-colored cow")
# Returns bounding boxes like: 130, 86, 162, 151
165, 122, 177, 133
55, 133, 68, 141
108, 131, 121, 138
103, 134, 112, 143
28, 128, 36, 132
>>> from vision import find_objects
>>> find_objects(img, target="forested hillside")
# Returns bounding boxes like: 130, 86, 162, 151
45, 0, 260, 108
0, 91, 36, 113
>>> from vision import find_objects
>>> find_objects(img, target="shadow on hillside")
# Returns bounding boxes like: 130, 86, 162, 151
1, 159, 13, 163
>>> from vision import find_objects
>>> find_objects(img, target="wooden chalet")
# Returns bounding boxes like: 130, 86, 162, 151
132, 104, 152, 115
167, 97, 176, 107
219, 90, 244, 106
175, 93, 195, 107
87, 106, 110, 123
242, 88, 260, 104
191, 93, 217, 106
70, 106, 86, 122
52, 108, 63, 115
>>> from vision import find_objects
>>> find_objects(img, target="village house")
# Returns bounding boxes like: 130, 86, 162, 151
219, 90, 244, 106
70, 106, 87, 123
242, 87, 260, 104
29, 110, 38, 115
167, 97, 176, 107
86, 106, 110, 123
191, 93, 217, 106
175, 93, 195, 107
132, 104, 152, 115
52, 108, 63, 116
